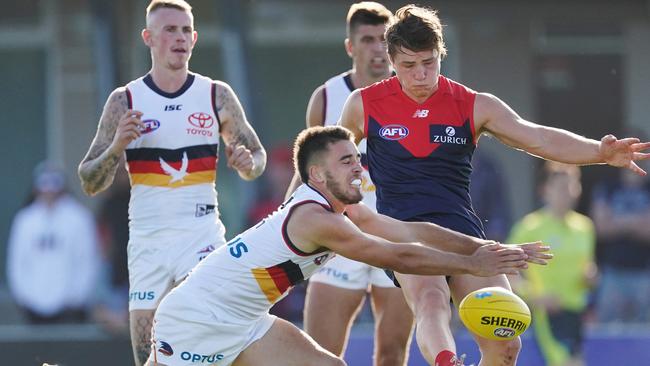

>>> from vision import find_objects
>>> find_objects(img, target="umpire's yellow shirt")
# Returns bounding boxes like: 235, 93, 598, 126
508, 209, 595, 311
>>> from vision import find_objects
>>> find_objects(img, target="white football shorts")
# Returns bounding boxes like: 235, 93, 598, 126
127, 219, 226, 311
308, 254, 394, 290
151, 287, 276, 366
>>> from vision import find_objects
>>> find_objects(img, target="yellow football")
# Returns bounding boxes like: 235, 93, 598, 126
458, 287, 531, 341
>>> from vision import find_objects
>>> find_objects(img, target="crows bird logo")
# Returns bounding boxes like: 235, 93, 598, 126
159, 151, 189, 183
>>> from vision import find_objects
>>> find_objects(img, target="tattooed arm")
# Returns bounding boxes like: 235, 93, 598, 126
78, 88, 144, 195
216, 81, 267, 181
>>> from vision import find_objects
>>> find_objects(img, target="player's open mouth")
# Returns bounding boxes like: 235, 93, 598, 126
351, 179, 362, 188
371, 57, 385, 65
172, 48, 187, 53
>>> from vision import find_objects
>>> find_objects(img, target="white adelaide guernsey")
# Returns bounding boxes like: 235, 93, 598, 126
175, 184, 335, 321
323, 71, 376, 209
124, 73, 221, 232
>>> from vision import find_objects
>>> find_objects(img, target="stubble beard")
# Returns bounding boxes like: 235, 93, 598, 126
367, 61, 390, 80
325, 172, 362, 205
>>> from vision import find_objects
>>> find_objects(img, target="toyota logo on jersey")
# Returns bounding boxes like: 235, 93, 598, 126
187, 112, 214, 129
379, 124, 409, 140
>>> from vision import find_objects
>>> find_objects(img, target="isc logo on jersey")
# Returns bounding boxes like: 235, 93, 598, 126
379, 124, 409, 140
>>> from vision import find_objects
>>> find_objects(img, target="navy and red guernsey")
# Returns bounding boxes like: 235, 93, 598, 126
362, 75, 485, 237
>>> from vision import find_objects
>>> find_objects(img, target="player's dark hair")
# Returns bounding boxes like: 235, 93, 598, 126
385, 4, 447, 58
294, 126, 354, 183
347, 2, 392, 38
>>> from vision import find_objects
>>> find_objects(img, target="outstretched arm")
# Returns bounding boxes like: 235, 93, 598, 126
345, 203, 551, 265
475, 93, 650, 175
346, 203, 483, 254
288, 203, 530, 277
78, 88, 142, 196
216, 81, 266, 181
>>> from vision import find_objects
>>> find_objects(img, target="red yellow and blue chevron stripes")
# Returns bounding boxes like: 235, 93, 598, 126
252, 260, 304, 303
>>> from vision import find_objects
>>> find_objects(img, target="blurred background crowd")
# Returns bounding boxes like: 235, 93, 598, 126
1, 0, 649, 365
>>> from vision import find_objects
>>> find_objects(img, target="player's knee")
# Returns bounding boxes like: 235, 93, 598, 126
413, 289, 451, 319
478, 336, 521, 361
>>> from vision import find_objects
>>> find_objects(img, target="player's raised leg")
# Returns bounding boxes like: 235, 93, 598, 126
450, 274, 521, 366
396, 274, 460, 366
369, 285, 414, 366
304, 282, 366, 356
233, 317, 346, 366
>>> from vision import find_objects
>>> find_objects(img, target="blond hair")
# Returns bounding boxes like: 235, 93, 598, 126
146, 0, 191, 15
145, 0, 193, 28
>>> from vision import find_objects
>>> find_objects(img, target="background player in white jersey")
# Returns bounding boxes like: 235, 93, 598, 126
285, 4, 414, 365
147, 126, 551, 366
78, 1, 266, 365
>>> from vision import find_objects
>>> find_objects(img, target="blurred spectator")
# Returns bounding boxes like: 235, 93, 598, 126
508, 162, 597, 366
93, 163, 130, 333
470, 149, 512, 242
6, 161, 100, 324
590, 158, 650, 324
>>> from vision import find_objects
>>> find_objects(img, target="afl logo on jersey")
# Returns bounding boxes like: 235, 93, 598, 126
379, 124, 409, 140
445, 126, 456, 136
187, 112, 214, 129
140, 119, 160, 134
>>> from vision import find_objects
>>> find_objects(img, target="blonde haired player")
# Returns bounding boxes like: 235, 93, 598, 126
78, 1, 266, 365
147, 126, 551, 366
285, 3, 414, 365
